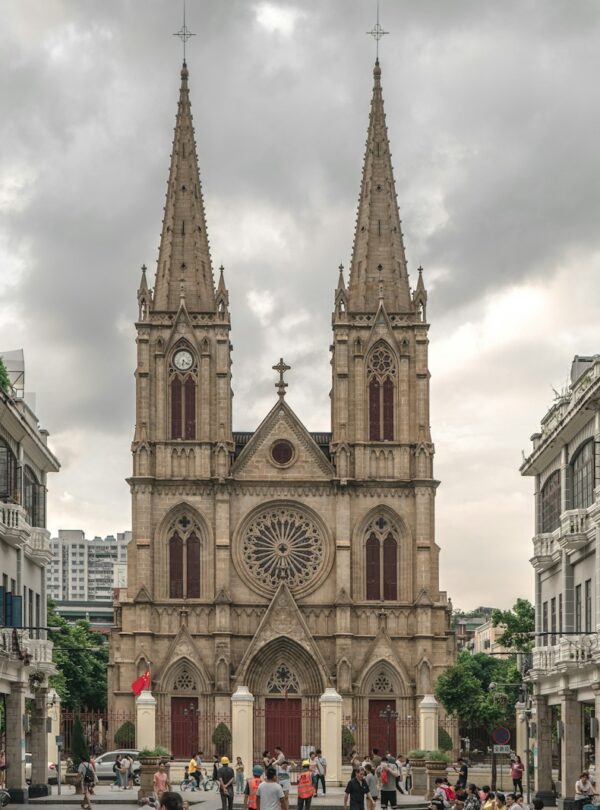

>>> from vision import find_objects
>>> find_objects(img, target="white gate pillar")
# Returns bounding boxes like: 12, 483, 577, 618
418, 694, 439, 750
232, 686, 254, 771
136, 689, 157, 749
320, 688, 343, 785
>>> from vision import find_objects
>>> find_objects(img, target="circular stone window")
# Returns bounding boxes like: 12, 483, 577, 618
237, 504, 332, 598
271, 439, 294, 466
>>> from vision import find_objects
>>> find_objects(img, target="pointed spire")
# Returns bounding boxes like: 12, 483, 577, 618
347, 60, 412, 313
413, 265, 428, 320
152, 63, 216, 312
337, 262, 346, 292
138, 264, 149, 293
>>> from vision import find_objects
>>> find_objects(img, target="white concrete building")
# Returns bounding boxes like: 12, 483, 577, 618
0, 349, 60, 800
47, 530, 130, 601
522, 354, 600, 800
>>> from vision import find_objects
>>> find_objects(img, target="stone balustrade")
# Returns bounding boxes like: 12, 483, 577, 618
531, 533, 559, 571
558, 508, 590, 551
533, 633, 598, 674
0, 627, 53, 666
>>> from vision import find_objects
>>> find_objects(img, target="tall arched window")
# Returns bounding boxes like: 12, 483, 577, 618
168, 514, 202, 599
572, 441, 595, 509
23, 465, 45, 528
364, 515, 400, 601
541, 470, 561, 532
367, 343, 396, 441
170, 347, 197, 440
0, 438, 17, 502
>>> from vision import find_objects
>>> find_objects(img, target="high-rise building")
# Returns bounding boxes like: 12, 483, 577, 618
108, 57, 454, 759
47, 530, 130, 602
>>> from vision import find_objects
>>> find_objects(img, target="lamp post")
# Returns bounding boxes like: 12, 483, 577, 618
379, 704, 399, 754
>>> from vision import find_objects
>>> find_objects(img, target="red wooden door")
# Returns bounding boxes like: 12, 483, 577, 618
369, 699, 396, 756
171, 697, 198, 759
265, 698, 302, 758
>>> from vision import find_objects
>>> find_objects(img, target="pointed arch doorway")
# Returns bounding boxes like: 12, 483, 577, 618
264, 665, 302, 757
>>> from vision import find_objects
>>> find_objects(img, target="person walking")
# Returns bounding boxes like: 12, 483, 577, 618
575, 772, 596, 810
244, 765, 264, 810
455, 759, 469, 790
153, 763, 170, 803
120, 752, 133, 791
344, 767, 372, 810
364, 764, 378, 808
218, 756, 236, 810
378, 756, 398, 810
510, 756, 524, 795
404, 759, 412, 794
235, 756, 246, 794
276, 760, 292, 803
78, 752, 96, 810
257, 766, 286, 810
297, 759, 315, 810
112, 754, 123, 789
315, 749, 327, 796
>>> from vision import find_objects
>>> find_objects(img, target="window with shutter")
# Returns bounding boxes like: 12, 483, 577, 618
383, 535, 397, 600
184, 377, 196, 440
366, 534, 380, 600
186, 533, 200, 598
171, 377, 183, 439
169, 533, 184, 598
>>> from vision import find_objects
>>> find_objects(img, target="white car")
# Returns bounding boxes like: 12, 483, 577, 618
24, 754, 58, 784
93, 750, 141, 783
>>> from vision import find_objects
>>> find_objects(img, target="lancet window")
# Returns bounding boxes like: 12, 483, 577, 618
365, 515, 399, 601
170, 346, 197, 441
367, 343, 396, 441
168, 514, 202, 599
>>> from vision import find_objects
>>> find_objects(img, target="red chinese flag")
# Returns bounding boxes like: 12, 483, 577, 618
131, 669, 151, 696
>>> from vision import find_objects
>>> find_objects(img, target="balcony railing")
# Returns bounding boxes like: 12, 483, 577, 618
0, 500, 30, 546
0, 627, 54, 666
532, 633, 598, 673
558, 509, 590, 551
531, 533, 559, 571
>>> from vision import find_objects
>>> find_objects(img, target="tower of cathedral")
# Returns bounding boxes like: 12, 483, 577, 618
108, 57, 454, 759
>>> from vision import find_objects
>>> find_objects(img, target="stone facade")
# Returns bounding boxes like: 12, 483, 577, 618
108, 59, 454, 759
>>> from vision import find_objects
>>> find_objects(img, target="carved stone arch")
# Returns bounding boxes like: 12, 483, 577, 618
243, 637, 326, 697
360, 658, 408, 698
351, 505, 413, 603
134, 653, 151, 678
337, 657, 352, 694
215, 657, 230, 692
417, 656, 433, 695
159, 656, 210, 695
155, 502, 213, 601
200, 336, 210, 355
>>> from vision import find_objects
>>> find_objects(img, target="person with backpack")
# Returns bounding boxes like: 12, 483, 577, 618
378, 756, 399, 809
78, 753, 96, 810
430, 777, 451, 810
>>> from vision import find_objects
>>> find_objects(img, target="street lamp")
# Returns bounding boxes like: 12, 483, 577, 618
379, 704, 399, 754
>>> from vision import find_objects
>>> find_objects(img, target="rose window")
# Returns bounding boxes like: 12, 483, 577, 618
370, 671, 393, 694
173, 669, 196, 691
267, 664, 300, 695
241, 505, 325, 594
368, 345, 397, 378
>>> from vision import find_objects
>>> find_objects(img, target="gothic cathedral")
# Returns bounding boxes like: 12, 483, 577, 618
108, 59, 454, 759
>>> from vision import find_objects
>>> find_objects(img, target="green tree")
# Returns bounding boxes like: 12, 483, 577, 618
491, 598, 535, 652
48, 600, 108, 709
435, 651, 520, 730
212, 722, 231, 756
0, 358, 11, 395
114, 720, 136, 748
71, 716, 88, 768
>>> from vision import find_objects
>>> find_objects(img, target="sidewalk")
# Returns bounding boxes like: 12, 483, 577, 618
28, 784, 207, 806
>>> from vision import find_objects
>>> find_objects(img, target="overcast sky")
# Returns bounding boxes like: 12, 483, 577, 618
2, 0, 600, 610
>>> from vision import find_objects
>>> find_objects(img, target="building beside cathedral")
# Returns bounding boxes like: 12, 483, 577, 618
108, 57, 454, 760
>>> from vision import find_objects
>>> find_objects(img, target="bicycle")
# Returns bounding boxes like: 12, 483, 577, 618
180, 768, 201, 792
0, 788, 10, 807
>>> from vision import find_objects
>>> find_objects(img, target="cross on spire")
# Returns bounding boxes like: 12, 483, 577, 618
173, 0, 195, 62
366, 0, 389, 61
272, 358, 291, 399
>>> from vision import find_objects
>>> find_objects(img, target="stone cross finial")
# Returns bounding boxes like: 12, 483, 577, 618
366, 0, 389, 61
173, 0, 195, 62
272, 357, 291, 399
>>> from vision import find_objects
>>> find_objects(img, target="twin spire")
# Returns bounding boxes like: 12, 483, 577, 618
152, 62, 217, 312
149, 58, 418, 317
347, 60, 412, 313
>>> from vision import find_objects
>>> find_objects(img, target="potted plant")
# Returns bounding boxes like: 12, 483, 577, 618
424, 749, 450, 769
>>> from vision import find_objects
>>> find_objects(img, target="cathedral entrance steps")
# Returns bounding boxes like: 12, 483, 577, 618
233, 793, 428, 810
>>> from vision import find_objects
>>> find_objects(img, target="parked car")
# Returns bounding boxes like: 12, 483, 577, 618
93, 750, 141, 784
24, 753, 58, 784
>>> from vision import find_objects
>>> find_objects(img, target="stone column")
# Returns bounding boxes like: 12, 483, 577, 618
30, 687, 49, 796
418, 694, 439, 751
136, 689, 157, 749
560, 690, 582, 797
47, 689, 60, 771
231, 686, 254, 775
319, 688, 343, 785
533, 695, 553, 797
5, 681, 27, 802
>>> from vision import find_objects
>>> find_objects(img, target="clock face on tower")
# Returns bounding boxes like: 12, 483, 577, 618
173, 349, 193, 371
